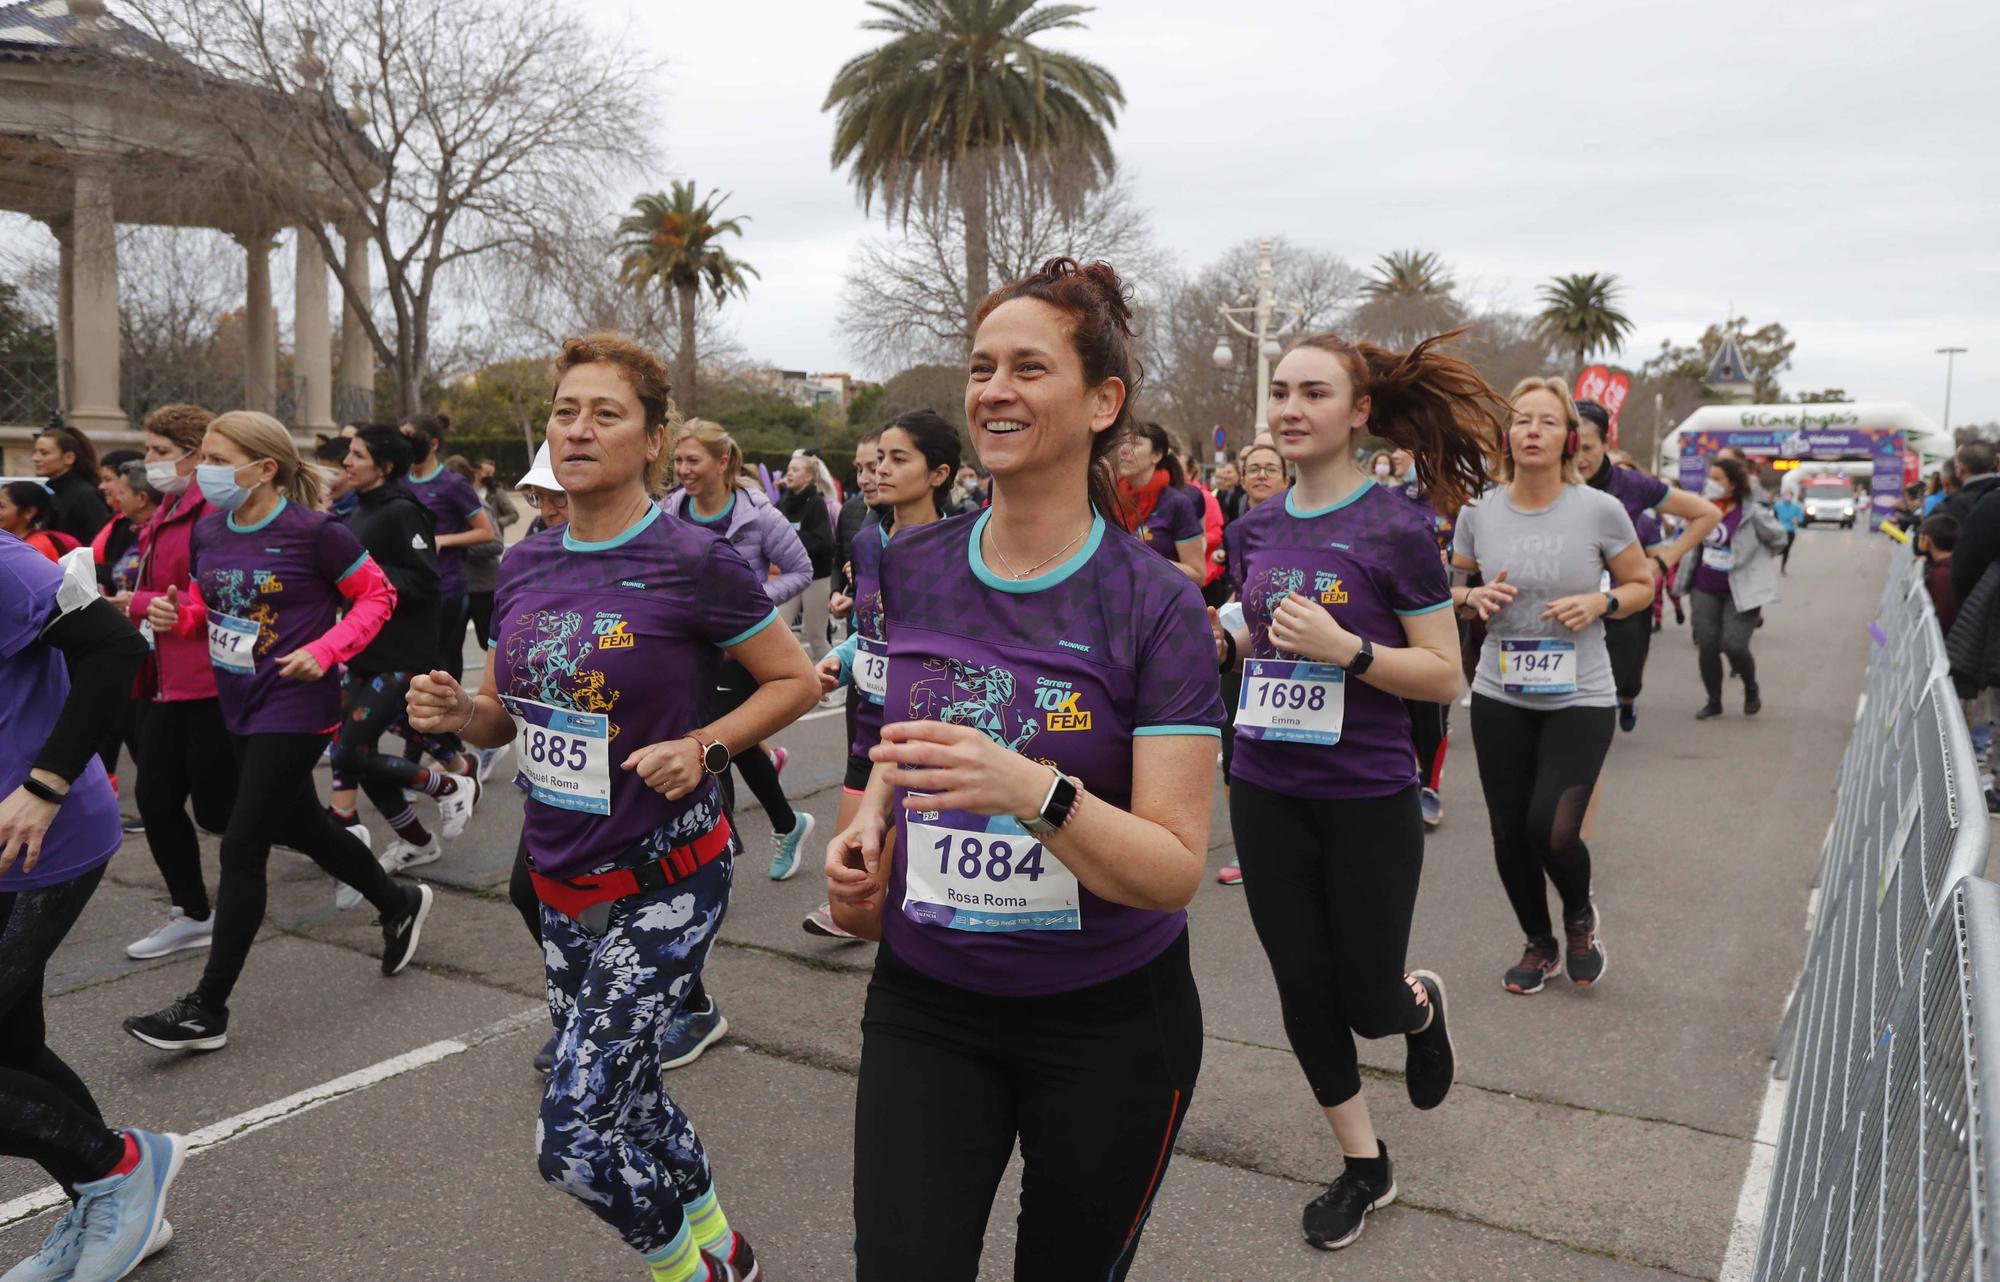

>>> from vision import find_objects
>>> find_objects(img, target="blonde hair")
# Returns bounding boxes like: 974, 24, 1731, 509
1500, 376, 1583, 484
206, 410, 325, 508
674, 419, 755, 491
790, 449, 839, 504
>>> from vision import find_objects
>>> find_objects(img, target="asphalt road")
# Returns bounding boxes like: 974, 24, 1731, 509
2, 523, 1890, 1280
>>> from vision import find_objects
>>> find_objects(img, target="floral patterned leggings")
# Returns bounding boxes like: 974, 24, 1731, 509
534, 843, 733, 1254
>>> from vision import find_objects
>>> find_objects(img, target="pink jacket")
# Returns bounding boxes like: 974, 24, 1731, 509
129, 487, 220, 702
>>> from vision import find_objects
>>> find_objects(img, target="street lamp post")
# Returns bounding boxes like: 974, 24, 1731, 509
1212, 237, 1304, 452
1938, 346, 1968, 434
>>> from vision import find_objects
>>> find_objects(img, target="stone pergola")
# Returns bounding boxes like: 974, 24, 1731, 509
0, 0, 379, 449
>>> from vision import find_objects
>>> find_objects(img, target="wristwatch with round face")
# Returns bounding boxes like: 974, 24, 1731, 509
688, 731, 730, 776
1602, 589, 1620, 619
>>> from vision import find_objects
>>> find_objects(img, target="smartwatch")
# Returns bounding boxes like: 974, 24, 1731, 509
1021, 770, 1081, 837
1345, 635, 1375, 677
687, 731, 731, 776
1602, 590, 1620, 619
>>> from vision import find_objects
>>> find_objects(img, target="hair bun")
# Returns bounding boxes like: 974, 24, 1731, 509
1033, 256, 1135, 337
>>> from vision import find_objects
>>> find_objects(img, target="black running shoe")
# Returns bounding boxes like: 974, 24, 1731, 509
1564, 904, 1608, 987
1695, 701, 1724, 721
532, 1030, 558, 1075
1503, 937, 1562, 994
1303, 1146, 1397, 1250
1403, 971, 1454, 1110
380, 883, 434, 976
124, 994, 228, 1052
1618, 702, 1637, 733
1744, 684, 1762, 717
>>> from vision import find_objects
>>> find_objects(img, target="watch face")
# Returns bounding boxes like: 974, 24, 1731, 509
703, 741, 730, 773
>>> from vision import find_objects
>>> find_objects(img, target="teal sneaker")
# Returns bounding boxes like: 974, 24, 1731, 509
769, 811, 816, 881
71, 1129, 184, 1282
661, 998, 729, 1071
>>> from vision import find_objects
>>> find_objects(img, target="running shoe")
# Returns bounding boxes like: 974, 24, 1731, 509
1303, 1145, 1397, 1250
380, 836, 442, 874
334, 823, 375, 910
380, 883, 434, 976
1403, 971, 1455, 1111
769, 811, 816, 881
1744, 683, 1762, 717
5, 1201, 86, 1282
802, 903, 856, 938
124, 908, 214, 960
708, 1232, 762, 1282
123, 995, 228, 1052
70, 1130, 184, 1282
661, 997, 729, 1070
1215, 861, 1244, 886
532, 1030, 558, 1075
1618, 701, 1638, 733
768, 746, 788, 777
435, 773, 481, 840
1502, 938, 1562, 995
120, 813, 146, 835
1419, 788, 1442, 830
1695, 701, 1724, 721
475, 743, 511, 784
1564, 904, 1608, 987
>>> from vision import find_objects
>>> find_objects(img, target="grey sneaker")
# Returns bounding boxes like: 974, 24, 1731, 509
125, 908, 214, 960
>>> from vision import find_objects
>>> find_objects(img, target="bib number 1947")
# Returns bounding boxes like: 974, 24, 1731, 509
1498, 639, 1577, 695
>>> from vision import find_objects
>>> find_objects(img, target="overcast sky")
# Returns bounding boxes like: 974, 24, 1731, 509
606, 0, 1998, 429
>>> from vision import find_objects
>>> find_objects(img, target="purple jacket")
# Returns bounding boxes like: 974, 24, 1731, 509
659, 486, 812, 607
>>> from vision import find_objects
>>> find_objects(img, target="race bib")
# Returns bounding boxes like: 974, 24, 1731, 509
854, 635, 888, 704
504, 696, 612, 815
205, 611, 258, 675
902, 808, 1079, 932
1235, 658, 1345, 744
1498, 639, 1577, 694
1703, 544, 1736, 572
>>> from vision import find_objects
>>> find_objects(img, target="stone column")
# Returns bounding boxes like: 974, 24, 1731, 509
67, 158, 125, 434
293, 227, 334, 432
47, 217, 73, 413
336, 220, 373, 421
240, 232, 278, 415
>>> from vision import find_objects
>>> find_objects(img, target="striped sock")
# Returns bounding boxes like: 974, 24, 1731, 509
642, 1222, 708, 1282
684, 1185, 733, 1261
384, 807, 431, 846
412, 769, 458, 799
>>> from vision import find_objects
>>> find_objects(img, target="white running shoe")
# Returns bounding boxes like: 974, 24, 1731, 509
435, 774, 481, 840
475, 743, 510, 784
334, 824, 374, 911
380, 837, 443, 874
126, 908, 215, 960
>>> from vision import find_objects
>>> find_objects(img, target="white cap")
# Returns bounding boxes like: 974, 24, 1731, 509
516, 442, 562, 493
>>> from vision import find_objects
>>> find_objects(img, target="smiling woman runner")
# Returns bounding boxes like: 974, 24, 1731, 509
1111, 419, 1207, 583
1453, 377, 1653, 996
825, 258, 1223, 1281
409, 334, 816, 1282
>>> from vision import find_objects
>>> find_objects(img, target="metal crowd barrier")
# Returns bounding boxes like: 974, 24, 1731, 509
1755, 550, 1995, 1280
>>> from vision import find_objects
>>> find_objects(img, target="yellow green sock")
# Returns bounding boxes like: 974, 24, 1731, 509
643, 1222, 706, 1282
685, 1185, 733, 1261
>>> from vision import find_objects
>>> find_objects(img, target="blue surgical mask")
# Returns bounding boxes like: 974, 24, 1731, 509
196, 462, 257, 511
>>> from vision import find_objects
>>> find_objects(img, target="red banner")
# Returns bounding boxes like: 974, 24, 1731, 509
1574, 365, 1633, 447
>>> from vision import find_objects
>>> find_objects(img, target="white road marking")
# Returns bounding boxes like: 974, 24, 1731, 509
0, 1006, 545, 1232
1717, 1057, 1791, 1281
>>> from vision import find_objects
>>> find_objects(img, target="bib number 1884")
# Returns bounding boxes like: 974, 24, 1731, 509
932, 831, 1047, 884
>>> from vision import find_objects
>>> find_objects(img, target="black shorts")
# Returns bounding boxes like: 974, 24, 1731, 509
845, 752, 874, 793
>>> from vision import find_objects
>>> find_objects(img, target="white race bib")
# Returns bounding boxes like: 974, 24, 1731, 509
1235, 658, 1345, 744
854, 635, 888, 704
504, 696, 612, 815
1498, 639, 1577, 695
902, 810, 1079, 932
205, 611, 258, 675
1703, 544, 1736, 572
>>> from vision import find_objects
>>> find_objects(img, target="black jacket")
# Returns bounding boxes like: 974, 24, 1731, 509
343, 482, 441, 674
1950, 475, 2000, 606
777, 487, 835, 579
832, 496, 878, 595
46, 468, 111, 546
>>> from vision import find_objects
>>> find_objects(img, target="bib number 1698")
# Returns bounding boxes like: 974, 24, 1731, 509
1252, 680, 1329, 712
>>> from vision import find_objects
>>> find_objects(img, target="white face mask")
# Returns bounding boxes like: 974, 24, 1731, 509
1702, 480, 1727, 500
1374, 463, 1392, 478
145, 458, 192, 495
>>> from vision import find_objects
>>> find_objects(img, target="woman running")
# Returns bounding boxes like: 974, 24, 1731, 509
2, 526, 184, 1282
122, 412, 435, 1052
777, 450, 837, 663
1453, 377, 1653, 996
1680, 453, 1786, 720
802, 410, 961, 941
398, 415, 495, 686
409, 333, 817, 1282
1572, 401, 1719, 732
1213, 440, 1290, 886
826, 257, 1222, 1280
1216, 330, 1491, 1250
1111, 420, 1207, 583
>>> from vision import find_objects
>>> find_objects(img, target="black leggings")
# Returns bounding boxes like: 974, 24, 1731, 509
134, 696, 236, 919
437, 592, 470, 685
1406, 699, 1448, 790
1, 865, 124, 1192
468, 590, 495, 650
330, 668, 431, 827
194, 732, 408, 1011
853, 934, 1201, 1282
711, 660, 795, 834
95, 700, 145, 786
1603, 610, 1653, 704
1230, 780, 1427, 1107
1468, 695, 1616, 940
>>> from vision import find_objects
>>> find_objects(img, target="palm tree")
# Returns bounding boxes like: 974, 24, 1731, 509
1352, 250, 1461, 349
1536, 272, 1635, 376
824, 0, 1123, 342
615, 183, 759, 416
1363, 250, 1456, 302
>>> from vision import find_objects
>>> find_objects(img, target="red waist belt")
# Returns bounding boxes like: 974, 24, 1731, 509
529, 819, 734, 920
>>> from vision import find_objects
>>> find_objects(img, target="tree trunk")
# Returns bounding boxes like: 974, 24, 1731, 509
960, 157, 990, 349
675, 281, 699, 417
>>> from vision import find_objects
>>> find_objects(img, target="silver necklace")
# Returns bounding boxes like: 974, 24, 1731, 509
989, 523, 1085, 580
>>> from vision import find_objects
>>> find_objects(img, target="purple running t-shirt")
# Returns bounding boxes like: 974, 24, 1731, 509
878, 511, 1224, 997
1599, 466, 1671, 546
1132, 483, 1202, 561
490, 506, 777, 881
0, 534, 121, 891
405, 464, 485, 598
1227, 483, 1452, 801
1694, 504, 1745, 596
189, 500, 369, 736
846, 520, 893, 762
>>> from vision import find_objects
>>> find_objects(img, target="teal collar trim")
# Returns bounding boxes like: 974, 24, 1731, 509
967, 509, 1104, 594
563, 504, 661, 552
408, 464, 442, 484
687, 492, 735, 526
1285, 482, 1372, 519
227, 496, 288, 533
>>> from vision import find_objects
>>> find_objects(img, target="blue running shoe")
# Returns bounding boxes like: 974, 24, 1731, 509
532, 1029, 558, 1075
71, 1129, 184, 1282
769, 811, 815, 881
1419, 788, 1442, 830
1618, 701, 1638, 733
2, 1202, 85, 1282
661, 998, 729, 1071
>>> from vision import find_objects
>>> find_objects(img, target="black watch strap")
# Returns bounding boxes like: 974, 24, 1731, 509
1346, 636, 1374, 677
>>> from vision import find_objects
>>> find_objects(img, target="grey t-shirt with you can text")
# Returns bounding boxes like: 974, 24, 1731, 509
1452, 484, 1639, 710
